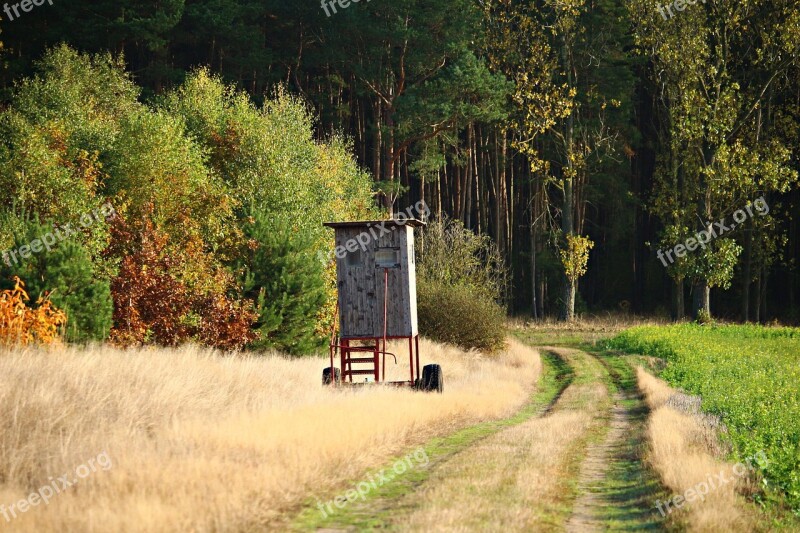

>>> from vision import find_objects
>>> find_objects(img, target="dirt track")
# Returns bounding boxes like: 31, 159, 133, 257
295, 345, 665, 532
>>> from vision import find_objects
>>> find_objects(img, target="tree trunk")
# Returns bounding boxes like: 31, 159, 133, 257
436, 167, 442, 219
559, 36, 576, 322
672, 278, 684, 321
386, 108, 396, 216
742, 229, 752, 322
373, 99, 382, 201
530, 205, 538, 319
561, 283, 576, 321
694, 142, 716, 318
754, 270, 762, 323
442, 156, 450, 215
499, 131, 507, 256
465, 124, 474, 228
539, 279, 546, 318
692, 281, 710, 319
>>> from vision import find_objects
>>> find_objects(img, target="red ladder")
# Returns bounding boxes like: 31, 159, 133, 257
339, 339, 380, 382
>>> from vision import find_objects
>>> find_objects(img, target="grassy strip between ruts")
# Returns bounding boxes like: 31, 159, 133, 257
290, 351, 573, 531
395, 346, 611, 531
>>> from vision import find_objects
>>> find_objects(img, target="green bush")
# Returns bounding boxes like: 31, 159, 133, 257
163, 70, 376, 336
417, 279, 506, 352
415, 217, 508, 352
0, 48, 378, 350
0, 45, 134, 268
0, 216, 113, 343
161, 70, 375, 230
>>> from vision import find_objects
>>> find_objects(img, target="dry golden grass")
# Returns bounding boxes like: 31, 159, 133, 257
0, 338, 540, 532
508, 313, 667, 333
637, 367, 760, 532
402, 410, 593, 532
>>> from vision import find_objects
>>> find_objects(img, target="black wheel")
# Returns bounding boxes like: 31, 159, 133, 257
322, 367, 341, 385
421, 364, 443, 393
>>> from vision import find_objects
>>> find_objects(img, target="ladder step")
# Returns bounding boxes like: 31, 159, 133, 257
345, 357, 377, 363
344, 370, 377, 376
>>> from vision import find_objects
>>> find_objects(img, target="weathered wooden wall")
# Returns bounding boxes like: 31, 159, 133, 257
331, 222, 419, 338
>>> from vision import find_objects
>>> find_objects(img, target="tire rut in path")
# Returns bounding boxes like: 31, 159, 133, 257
565, 390, 633, 532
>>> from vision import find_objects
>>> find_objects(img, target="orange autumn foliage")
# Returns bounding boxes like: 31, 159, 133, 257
0, 277, 67, 347
106, 211, 258, 351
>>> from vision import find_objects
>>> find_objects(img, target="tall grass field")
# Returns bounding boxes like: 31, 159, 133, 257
0, 339, 540, 531
607, 324, 800, 512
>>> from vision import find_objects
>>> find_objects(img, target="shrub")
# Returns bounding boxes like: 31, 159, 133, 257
1, 48, 378, 350
0, 45, 133, 265
560, 234, 594, 287
415, 217, 508, 351
417, 279, 506, 352
162, 71, 374, 222
107, 212, 257, 351
0, 277, 66, 347
416, 216, 507, 303
105, 106, 242, 279
162, 70, 376, 335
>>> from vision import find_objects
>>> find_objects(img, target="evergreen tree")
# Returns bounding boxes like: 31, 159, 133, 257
243, 212, 327, 355
0, 215, 113, 343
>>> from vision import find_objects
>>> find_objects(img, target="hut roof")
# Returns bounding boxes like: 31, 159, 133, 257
323, 219, 426, 229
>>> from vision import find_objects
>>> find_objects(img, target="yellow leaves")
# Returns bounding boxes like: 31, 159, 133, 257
0, 276, 66, 347
560, 234, 595, 284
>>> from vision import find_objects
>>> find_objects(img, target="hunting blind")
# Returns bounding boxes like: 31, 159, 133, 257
321, 218, 443, 393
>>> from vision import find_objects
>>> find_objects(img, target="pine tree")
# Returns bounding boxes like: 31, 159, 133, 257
242, 212, 327, 355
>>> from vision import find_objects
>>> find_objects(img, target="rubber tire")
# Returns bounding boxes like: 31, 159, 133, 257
322, 367, 341, 385
421, 364, 443, 393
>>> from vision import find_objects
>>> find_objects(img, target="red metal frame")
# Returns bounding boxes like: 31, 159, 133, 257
329, 334, 419, 386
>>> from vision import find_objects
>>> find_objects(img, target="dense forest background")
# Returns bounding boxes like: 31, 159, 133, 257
1, 0, 799, 325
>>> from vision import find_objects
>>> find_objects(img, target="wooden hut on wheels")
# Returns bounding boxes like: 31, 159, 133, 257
321, 218, 443, 392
